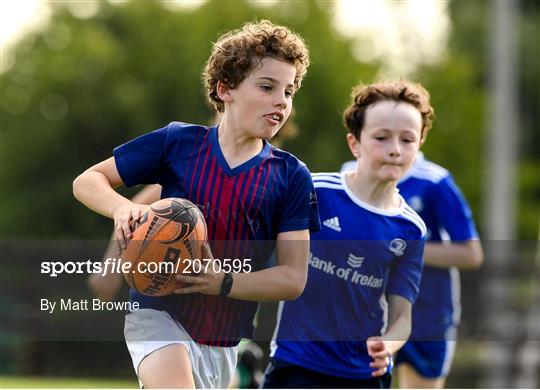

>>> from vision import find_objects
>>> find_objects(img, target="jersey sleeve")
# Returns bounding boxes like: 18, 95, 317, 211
386, 236, 425, 304
433, 175, 479, 241
113, 124, 174, 187
277, 165, 321, 233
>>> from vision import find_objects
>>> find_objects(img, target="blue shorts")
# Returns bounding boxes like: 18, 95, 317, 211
262, 358, 392, 389
394, 337, 456, 379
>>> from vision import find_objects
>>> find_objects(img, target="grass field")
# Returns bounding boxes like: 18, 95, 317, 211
0, 376, 138, 389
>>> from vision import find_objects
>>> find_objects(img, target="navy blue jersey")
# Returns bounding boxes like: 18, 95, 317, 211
114, 122, 320, 346
342, 154, 479, 339
271, 172, 425, 379
397, 153, 478, 339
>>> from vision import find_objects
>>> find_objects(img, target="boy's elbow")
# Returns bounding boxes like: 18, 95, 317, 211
285, 271, 307, 300
288, 284, 304, 300
72, 174, 84, 201
471, 251, 484, 269
468, 241, 484, 269
73, 170, 94, 201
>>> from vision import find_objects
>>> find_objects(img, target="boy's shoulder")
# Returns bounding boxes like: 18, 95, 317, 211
403, 153, 450, 185
398, 196, 427, 239
310, 172, 342, 183
165, 121, 210, 135
267, 142, 309, 173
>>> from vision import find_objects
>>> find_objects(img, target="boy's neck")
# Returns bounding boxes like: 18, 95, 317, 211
344, 170, 400, 211
217, 121, 264, 170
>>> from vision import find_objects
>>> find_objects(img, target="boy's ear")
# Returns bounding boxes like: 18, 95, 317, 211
346, 133, 361, 158
419, 131, 428, 147
216, 81, 233, 103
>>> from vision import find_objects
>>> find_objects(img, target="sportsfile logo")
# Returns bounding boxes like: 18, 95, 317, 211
40, 257, 252, 277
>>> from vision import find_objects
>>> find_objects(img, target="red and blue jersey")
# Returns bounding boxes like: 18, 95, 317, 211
113, 122, 320, 346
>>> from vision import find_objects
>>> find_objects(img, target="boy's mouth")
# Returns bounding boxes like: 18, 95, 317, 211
264, 112, 283, 124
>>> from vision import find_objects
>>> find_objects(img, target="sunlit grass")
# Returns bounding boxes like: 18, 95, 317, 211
0, 376, 138, 389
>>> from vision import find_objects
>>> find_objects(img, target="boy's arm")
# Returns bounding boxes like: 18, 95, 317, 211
423, 240, 483, 269
73, 157, 128, 216
72, 157, 150, 249
174, 229, 310, 301
367, 295, 412, 377
423, 175, 484, 270
87, 184, 162, 301
228, 229, 309, 301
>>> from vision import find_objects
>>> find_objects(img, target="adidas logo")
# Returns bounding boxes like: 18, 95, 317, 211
323, 217, 341, 232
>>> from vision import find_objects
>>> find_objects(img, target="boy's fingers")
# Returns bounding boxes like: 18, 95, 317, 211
367, 342, 384, 355
113, 240, 122, 255
369, 357, 389, 368
176, 274, 201, 284
175, 285, 201, 294
115, 225, 126, 250
371, 366, 387, 377
202, 242, 212, 258
121, 219, 132, 241
370, 350, 390, 359
115, 217, 132, 248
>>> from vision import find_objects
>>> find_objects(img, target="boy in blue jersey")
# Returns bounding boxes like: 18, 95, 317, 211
263, 80, 433, 388
341, 151, 483, 389
73, 20, 320, 389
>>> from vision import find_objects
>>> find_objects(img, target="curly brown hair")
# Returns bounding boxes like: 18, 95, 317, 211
203, 20, 310, 113
343, 80, 435, 142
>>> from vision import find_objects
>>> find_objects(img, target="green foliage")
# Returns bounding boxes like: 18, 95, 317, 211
1, 0, 538, 240
0, 0, 376, 238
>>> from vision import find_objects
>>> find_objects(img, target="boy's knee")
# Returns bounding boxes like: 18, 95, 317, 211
138, 344, 195, 389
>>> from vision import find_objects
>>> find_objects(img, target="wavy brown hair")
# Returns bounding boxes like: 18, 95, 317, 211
343, 80, 435, 142
203, 20, 310, 113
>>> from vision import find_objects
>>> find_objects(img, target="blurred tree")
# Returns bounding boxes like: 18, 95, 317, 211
439, 0, 540, 239
1, 0, 537, 240
0, 0, 376, 239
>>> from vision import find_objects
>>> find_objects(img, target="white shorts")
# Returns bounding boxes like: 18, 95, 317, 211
124, 308, 238, 389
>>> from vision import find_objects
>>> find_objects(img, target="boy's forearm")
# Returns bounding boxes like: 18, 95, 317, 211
381, 317, 410, 355
382, 295, 412, 354
423, 240, 484, 270
73, 170, 130, 218
228, 264, 306, 302
130, 184, 161, 204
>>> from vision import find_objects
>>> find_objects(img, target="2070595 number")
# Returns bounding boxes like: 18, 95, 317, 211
181, 258, 251, 274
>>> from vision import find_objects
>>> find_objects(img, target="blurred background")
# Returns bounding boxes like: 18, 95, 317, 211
0, 0, 539, 388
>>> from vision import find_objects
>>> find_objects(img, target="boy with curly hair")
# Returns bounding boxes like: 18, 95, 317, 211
73, 20, 319, 389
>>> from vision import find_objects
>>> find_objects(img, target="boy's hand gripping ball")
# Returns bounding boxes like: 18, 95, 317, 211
122, 198, 207, 296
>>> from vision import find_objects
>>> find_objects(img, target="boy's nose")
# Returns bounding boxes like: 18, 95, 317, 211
389, 139, 401, 156
274, 93, 288, 109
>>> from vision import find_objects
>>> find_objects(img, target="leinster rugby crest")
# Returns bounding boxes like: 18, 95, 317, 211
389, 238, 406, 256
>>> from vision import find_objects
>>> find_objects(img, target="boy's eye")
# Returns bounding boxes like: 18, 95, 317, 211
285, 90, 293, 97
402, 139, 414, 143
375, 136, 387, 141
260, 85, 272, 91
